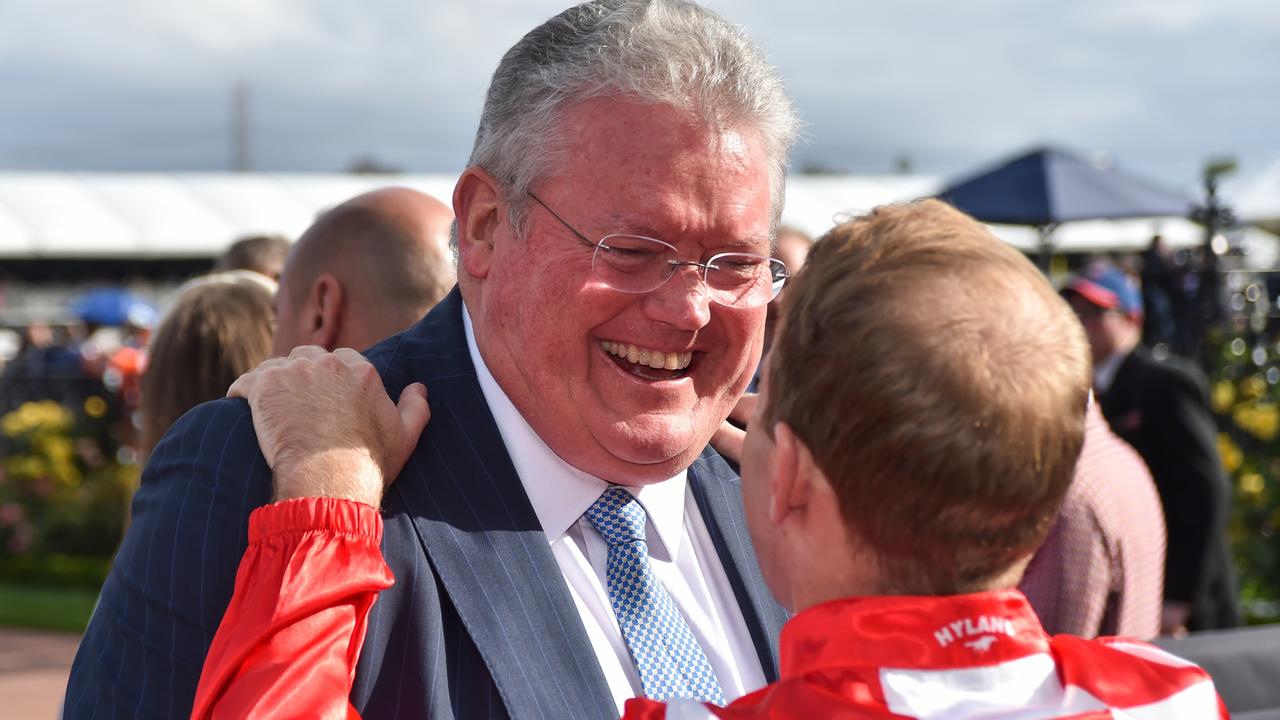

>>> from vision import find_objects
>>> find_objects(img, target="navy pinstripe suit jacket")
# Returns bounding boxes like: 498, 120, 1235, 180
64, 288, 788, 720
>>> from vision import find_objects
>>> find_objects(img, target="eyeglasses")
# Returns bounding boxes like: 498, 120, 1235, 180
527, 192, 789, 309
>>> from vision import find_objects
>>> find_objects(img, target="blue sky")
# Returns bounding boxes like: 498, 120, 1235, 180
2, 0, 1277, 189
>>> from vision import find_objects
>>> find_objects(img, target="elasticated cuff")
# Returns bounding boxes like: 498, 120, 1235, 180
248, 496, 382, 544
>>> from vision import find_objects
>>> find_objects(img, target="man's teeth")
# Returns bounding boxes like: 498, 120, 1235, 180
600, 341, 692, 371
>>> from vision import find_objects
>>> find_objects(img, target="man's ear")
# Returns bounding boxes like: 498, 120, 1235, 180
453, 167, 503, 280
768, 422, 815, 525
306, 274, 343, 351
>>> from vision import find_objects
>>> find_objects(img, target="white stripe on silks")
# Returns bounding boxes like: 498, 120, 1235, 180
879, 653, 1110, 719
1104, 640, 1200, 669
878, 649, 1221, 719
1113, 680, 1221, 719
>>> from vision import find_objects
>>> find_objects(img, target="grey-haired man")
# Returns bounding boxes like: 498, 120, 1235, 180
64, 2, 800, 718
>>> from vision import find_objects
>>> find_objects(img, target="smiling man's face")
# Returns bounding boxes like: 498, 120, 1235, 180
468, 97, 773, 484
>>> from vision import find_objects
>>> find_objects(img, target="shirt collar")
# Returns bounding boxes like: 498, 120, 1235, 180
462, 304, 688, 556
779, 589, 1048, 677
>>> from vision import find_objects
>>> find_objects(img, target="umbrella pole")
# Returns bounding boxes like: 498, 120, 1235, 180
1036, 224, 1057, 273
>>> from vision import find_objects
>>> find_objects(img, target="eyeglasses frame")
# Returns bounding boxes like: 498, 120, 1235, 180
524, 191, 789, 306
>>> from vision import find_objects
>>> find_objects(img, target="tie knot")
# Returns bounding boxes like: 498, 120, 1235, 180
584, 486, 648, 547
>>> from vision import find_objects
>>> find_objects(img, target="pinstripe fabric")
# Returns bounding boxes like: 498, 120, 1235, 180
687, 455, 788, 683
65, 398, 273, 720
64, 288, 784, 720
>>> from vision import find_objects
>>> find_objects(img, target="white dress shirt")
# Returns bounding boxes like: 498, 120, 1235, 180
462, 307, 768, 715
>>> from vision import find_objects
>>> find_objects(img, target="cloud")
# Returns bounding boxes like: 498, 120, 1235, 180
1078, 0, 1280, 33
0, 0, 1276, 183
711, 0, 1279, 180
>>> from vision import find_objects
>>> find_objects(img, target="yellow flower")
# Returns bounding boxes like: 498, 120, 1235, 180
1241, 374, 1268, 400
1218, 434, 1243, 473
5, 455, 48, 481
1240, 472, 1266, 500
1, 400, 73, 437
1212, 380, 1237, 414
1233, 401, 1280, 442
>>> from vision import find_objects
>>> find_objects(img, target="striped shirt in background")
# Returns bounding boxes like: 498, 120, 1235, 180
1020, 400, 1166, 639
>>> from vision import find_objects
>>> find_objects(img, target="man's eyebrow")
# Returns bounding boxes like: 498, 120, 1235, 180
727, 234, 771, 250
601, 213, 655, 235
601, 214, 771, 249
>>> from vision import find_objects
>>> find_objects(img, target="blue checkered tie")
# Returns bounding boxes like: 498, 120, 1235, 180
584, 486, 726, 705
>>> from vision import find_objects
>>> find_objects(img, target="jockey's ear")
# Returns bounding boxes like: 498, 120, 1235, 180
767, 422, 813, 525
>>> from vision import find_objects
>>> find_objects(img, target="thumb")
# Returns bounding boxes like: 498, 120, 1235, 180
381, 383, 429, 488
395, 381, 430, 454
728, 392, 758, 425
710, 419, 745, 465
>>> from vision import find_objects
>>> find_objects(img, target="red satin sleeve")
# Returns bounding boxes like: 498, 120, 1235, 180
621, 697, 671, 720
190, 497, 395, 720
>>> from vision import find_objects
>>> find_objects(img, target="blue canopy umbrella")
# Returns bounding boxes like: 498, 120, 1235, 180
70, 288, 158, 328
937, 145, 1195, 265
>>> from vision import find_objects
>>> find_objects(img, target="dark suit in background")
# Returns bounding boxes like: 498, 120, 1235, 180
1099, 345, 1241, 631
63, 290, 786, 719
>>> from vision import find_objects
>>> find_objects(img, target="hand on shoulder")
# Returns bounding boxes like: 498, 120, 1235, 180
228, 346, 429, 507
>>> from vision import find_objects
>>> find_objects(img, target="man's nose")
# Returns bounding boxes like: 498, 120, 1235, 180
644, 264, 713, 330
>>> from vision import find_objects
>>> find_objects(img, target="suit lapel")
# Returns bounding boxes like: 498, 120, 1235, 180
371, 289, 786, 712
688, 449, 788, 682
374, 291, 615, 720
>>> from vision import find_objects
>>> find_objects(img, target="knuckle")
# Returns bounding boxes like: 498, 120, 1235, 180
257, 365, 282, 384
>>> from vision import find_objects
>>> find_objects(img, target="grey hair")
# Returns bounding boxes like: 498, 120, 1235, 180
466, 0, 799, 237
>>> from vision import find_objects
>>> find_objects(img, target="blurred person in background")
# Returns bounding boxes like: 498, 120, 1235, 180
1018, 400, 1166, 639
1140, 234, 1181, 347
770, 227, 812, 284
271, 187, 455, 355
761, 226, 812, 359
4, 319, 122, 413
1064, 261, 1241, 634
215, 234, 292, 281
138, 271, 276, 459
7, 321, 81, 377
737, 226, 810, 401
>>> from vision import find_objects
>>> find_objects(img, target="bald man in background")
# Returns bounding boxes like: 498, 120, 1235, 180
272, 187, 456, 355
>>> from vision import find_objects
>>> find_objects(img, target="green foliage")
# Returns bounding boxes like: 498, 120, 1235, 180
1208, 324, 1280, 624
0, 400, 138, 564
0, 553, 111, 590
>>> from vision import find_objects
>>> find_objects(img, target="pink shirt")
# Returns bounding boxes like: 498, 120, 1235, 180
1020, 401, 1166, 639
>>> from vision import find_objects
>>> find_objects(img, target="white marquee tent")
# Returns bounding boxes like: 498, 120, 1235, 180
0, 171, 1251, 259
0, 173, 457, 258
